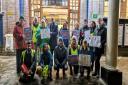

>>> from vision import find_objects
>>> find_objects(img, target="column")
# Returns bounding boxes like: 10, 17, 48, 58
106, 0, 120, 68
80, 0, 87, 27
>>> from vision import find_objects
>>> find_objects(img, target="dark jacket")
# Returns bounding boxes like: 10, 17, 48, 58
54, 45, 67, 66
80, 47, 89, 55
79, 26, 89, 45
49, 22, 58, 49
95, 24, 107, 54
21, 49, 36, 70
39, 51, 53, 68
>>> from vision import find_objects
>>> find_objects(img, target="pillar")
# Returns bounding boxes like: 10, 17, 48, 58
80, 0, 87, 27
101, 0, 122, 84
106, 0, 120, 68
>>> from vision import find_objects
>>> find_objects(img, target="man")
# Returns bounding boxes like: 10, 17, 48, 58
92, 18, 107, 77
54, 37, 68, 79
19, 42, 36, 82
79, 19, 89, 45
13, 16, 27, 74
49, 18, 58, 54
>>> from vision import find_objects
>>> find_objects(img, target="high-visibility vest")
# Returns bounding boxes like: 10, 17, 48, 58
32, 25, 39, 43
70, 45, 80, 55
22, 49, 35, 63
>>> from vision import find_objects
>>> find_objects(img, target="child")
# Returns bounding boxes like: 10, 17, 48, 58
54, 37, 68, 79
68, 36, 80, 78
79, 40, 91, 79
36, 43, 53, 84
19, 42, 36, 82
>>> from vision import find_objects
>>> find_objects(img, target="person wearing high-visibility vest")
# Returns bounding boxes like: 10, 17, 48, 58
36, 43, 53, 84
68, 36, 80, 78
19, 42, 36, 82
32, 16, 40, 49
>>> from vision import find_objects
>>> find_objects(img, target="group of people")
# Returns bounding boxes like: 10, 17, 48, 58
13, 16, 107, 83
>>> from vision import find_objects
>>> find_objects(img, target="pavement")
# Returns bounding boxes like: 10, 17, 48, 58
0, 55, 127, 85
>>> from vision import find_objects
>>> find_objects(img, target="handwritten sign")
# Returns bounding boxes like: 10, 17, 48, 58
84, 30, 91, 43
41, 29, 50, 39
68, 55, 79, 65
79, 54, 91, 66
89, 36, 101, 47
60, 30, 70, 39
72, 30, 80, 39
24, 27, 32, 42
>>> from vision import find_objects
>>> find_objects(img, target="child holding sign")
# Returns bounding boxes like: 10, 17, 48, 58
79, 40, 91, 79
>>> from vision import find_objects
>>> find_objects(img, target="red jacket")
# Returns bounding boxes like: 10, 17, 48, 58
13, 25, 27, 49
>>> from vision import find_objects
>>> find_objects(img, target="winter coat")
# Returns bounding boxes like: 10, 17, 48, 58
49, 22, 58, 49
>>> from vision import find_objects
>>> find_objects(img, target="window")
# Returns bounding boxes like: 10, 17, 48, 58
42, 0, 68, 6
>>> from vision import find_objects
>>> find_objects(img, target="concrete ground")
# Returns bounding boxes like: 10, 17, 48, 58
0, 56, 127, 85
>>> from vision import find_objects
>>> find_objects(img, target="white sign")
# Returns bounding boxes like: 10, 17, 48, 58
118, 24, 123, 45
79, 54, 91, 66
72, 30, 80, 39
89, 36, 101, 48
41, 28, 50, 39
125, 24, 128, 46
84, 30, 91, 43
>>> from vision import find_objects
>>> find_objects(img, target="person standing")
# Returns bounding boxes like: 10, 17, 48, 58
49, 18, 58, 54
89, 21, 97, 71
59, 22, 69, 48
32, 17, 40, 49
13, 16, 27, 74
92, 18, 107, 77
79, 19, 89, 45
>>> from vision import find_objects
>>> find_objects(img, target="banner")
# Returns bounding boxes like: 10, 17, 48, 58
89, 36, 101, 47
72, 30, 80, 39
24, 27, 32, 42
60, 30, 70, 39
84, 30, 91, 43
41, 28, 50, 39
79, 54, 91, 66
68, 55, 79, 65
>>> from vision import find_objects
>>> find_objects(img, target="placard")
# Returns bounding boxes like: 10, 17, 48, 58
125, 24, 128, 46
72, 30, 80, 39
84, 30, 91, 43
89, 36, 101, 47
68, 55, 79, 65
79, 54, 91, 66
24, 27, 32, 42
60, 30, 70, 39
41, 28, 50, 39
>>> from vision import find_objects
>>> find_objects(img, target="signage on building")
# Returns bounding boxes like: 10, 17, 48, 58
118, 24, 124, 45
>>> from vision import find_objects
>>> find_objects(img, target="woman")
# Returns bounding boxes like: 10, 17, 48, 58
68, 36, 80, 78
59, 22, 69, 48
79, 40, 91, 79
54, 37, 68, 79
37, 43, 53, 83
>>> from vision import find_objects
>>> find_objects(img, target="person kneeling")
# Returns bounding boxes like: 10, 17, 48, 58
19, 42, 36, 82
54, 37, 68, 79
36, 43, 53, 84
